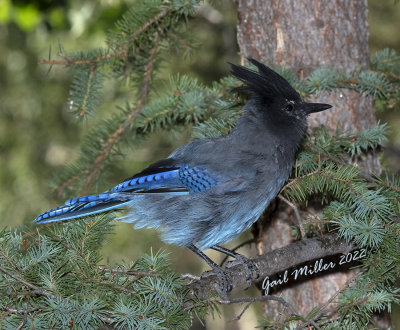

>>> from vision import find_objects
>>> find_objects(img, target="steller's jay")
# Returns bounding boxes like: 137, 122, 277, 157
35, 59, 331, 292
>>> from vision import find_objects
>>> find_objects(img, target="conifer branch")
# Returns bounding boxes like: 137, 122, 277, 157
77, 64, 96, 118
80, 44, 158, 194
39, 6, 171, 68
126, 7, 170, 44
281, 169, 320, 192
0, 266, 57, 300
167, 32, 193, 51
374, 178, 400, 194
39, 50, 125, 66
305, 144, 372, 179
16, 314, 27, 330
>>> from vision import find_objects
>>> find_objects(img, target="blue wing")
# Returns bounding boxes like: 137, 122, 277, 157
34, 159, 220, 224
108, 162, 219, 194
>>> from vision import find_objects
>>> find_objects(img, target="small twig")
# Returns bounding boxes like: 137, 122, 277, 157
180, 273, 201, 281
3, 289, 51, 297
220, 295, 298, 315
317, 314, 340, 327
39, 50, 127, 66
99, 316, 115, 324
3, 307, 40, 314
98, 266, 160, 277
278, 194, 306, 239
311, 321, 322, 330
374, 177, 400, 193
282, 169, 320, 192
16, 311, 28, 330
139, 40, 158, 102
185, 295, 300, 324
0, 266, 57, 299
167, 32, 193, 51
370, 69, 400, 81
229, 301, 253, 322
55, 170, 89, 197
57, 52, 74, 62
127, 8, 170, 43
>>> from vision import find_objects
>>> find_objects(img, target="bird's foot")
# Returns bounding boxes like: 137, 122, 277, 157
226, 255, 259, 289
202, 267, 233, 294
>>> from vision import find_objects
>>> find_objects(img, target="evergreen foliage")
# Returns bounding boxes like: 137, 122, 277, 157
0, 216, 208, 328
2, 1, 400, 328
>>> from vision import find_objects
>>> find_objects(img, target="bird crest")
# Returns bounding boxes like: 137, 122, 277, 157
229, 58, 300, 103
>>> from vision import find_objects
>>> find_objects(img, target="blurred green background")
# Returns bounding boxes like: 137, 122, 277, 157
0, 1, 399, 328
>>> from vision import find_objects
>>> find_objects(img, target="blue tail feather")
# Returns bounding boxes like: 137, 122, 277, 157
34, 161, 219, 225
65, 193, 119, 205
34, 193, 131, 224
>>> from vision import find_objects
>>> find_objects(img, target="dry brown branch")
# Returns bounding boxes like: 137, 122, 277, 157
188, 234, 354, 299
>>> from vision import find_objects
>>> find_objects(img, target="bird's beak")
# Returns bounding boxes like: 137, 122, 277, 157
304, 103, 332, 114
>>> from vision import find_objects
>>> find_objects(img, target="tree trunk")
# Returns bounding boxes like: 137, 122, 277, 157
237, 0, 388, 326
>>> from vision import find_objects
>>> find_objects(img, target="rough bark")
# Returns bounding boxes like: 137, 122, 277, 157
237, 0, 375, 134
237, 0, 388, 327
237, 0, 369, 72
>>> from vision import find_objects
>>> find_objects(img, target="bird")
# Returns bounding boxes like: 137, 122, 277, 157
34, 58, 332, 292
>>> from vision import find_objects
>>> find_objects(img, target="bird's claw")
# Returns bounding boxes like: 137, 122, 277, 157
202, 268, 233, 293
226, 256, 259, 289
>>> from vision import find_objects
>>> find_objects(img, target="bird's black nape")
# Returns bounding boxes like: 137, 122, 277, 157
229, 58, 299, 102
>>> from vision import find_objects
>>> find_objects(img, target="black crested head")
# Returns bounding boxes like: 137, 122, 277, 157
230, 58, 331, 121
229, 58, 300, 106
230, 59, 332, 143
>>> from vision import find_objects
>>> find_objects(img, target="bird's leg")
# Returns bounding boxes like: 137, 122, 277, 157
211, 245, 259, 289
187, 244, 232, 293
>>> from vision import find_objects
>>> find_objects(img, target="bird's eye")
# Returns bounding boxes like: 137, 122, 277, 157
285, 103, 294, 112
